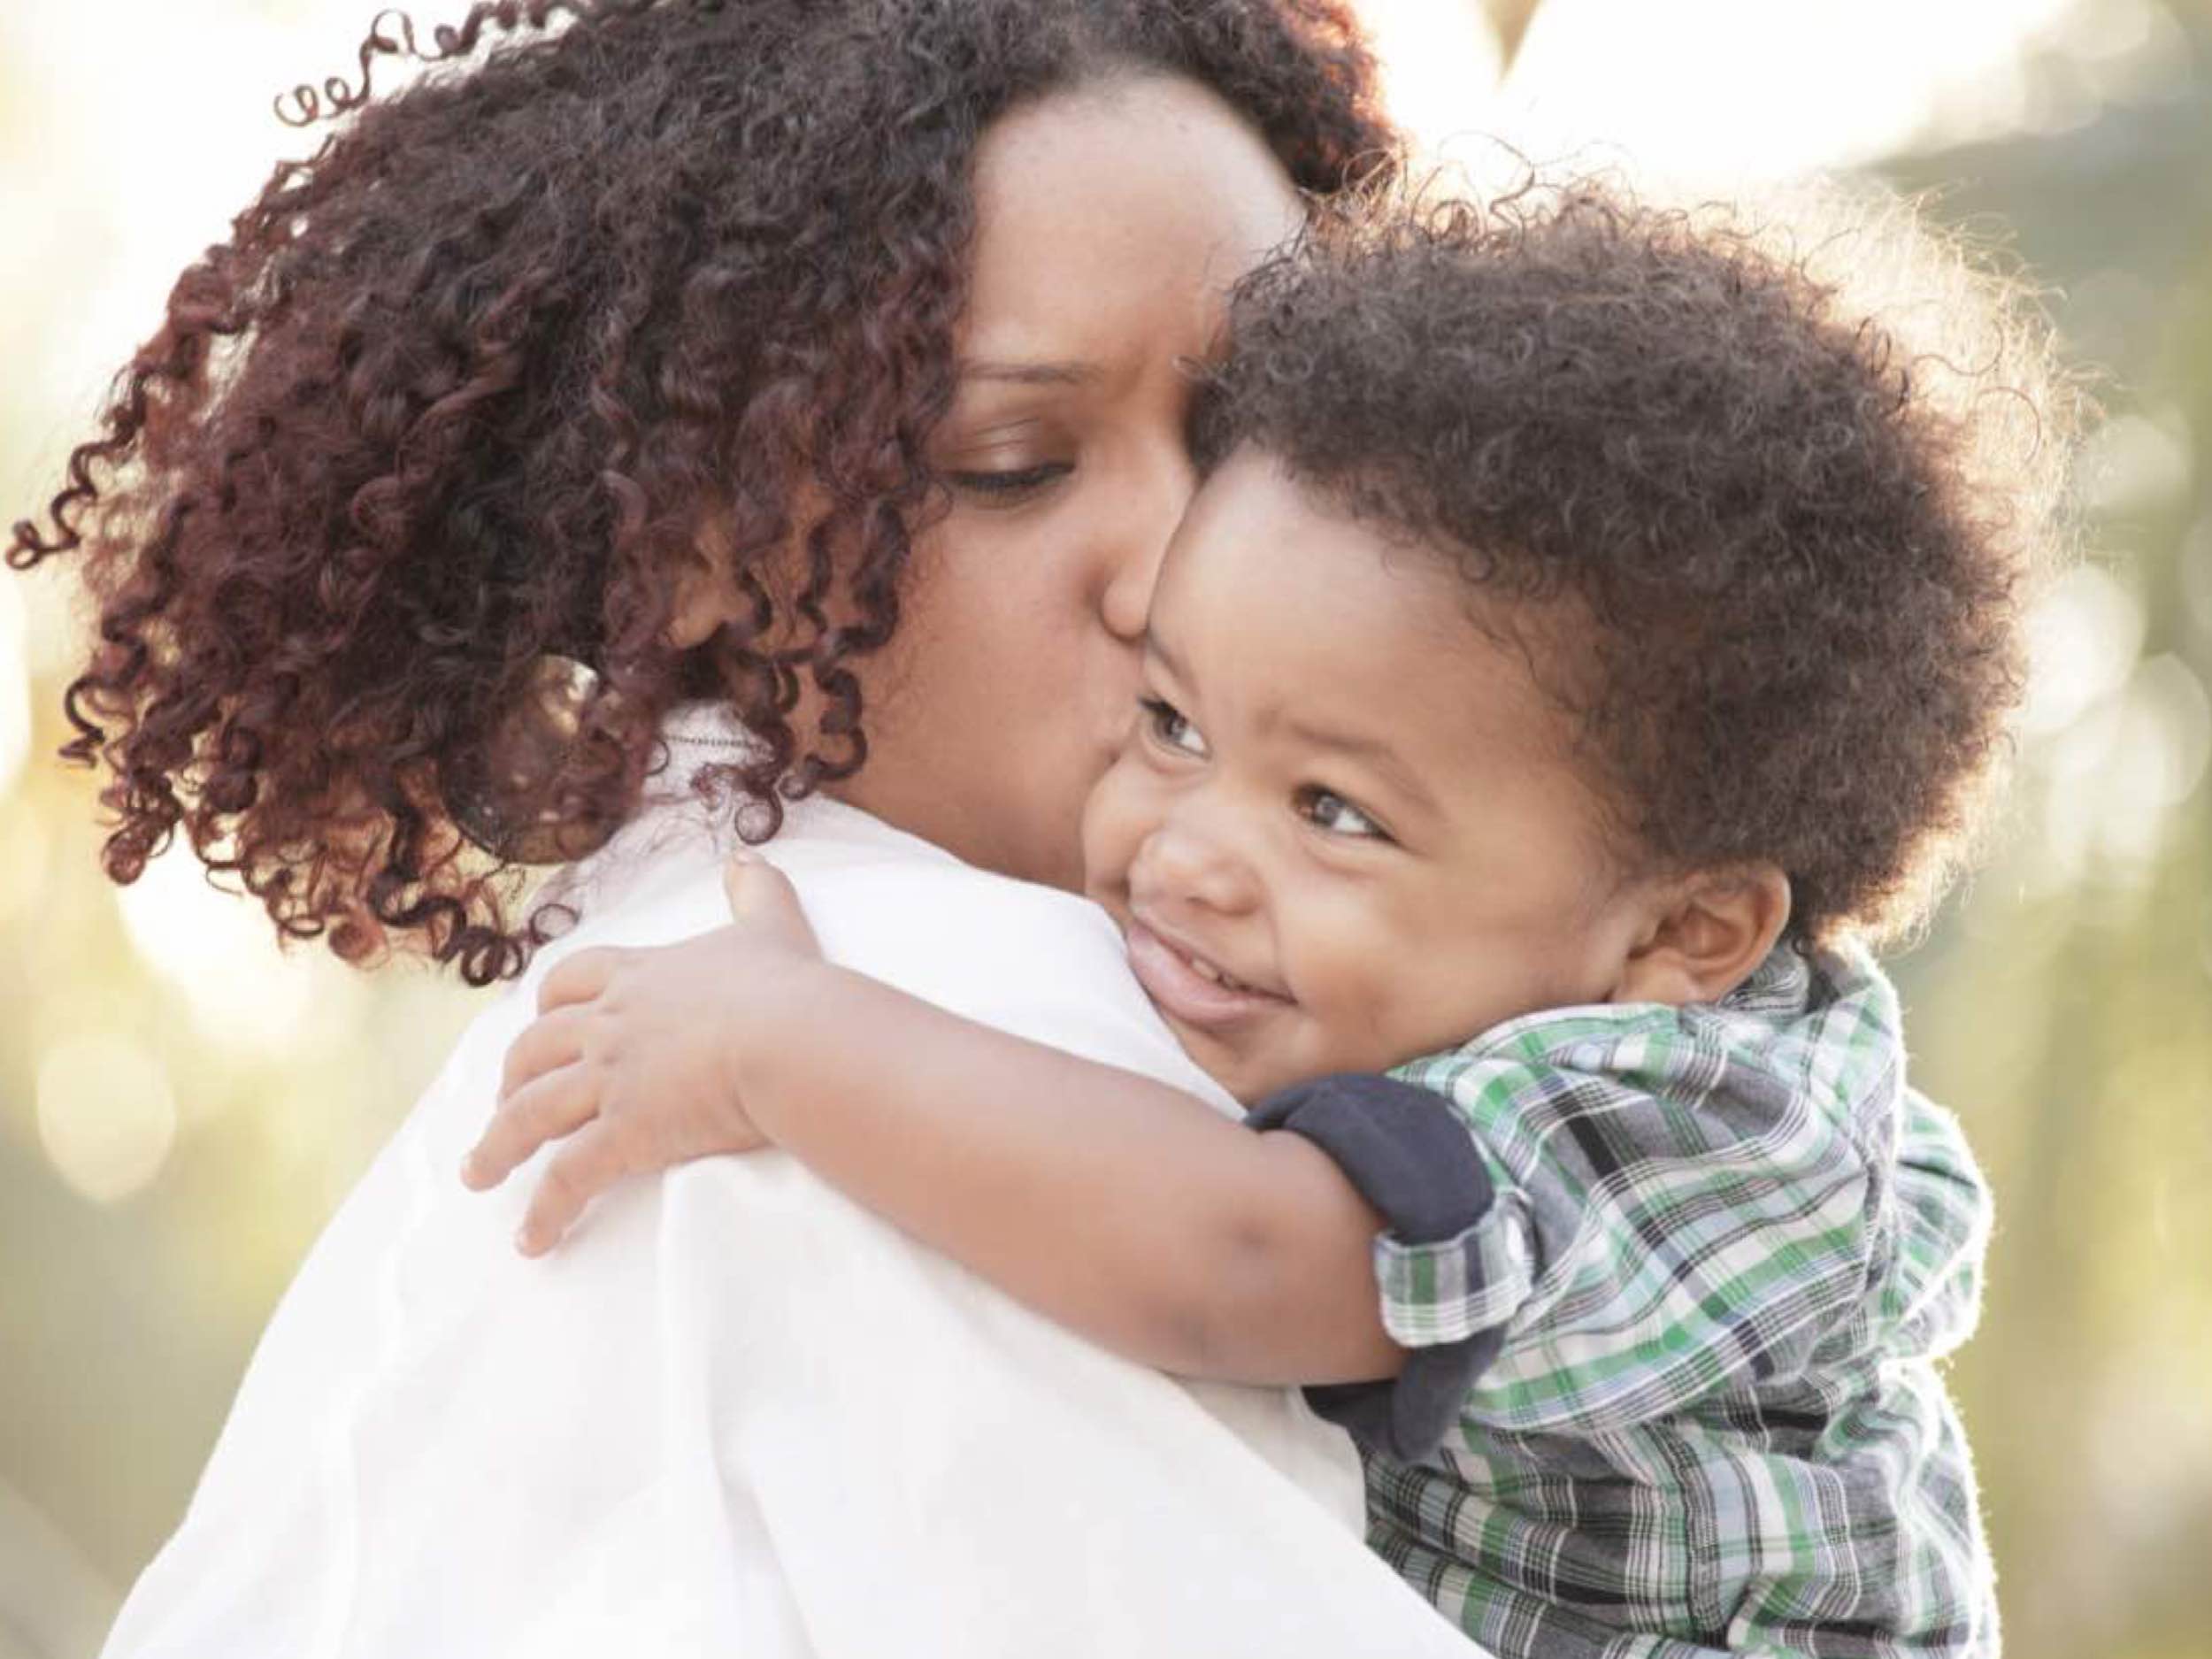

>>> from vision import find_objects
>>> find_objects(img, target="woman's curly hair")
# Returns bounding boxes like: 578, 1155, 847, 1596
8, 0, 1394, 984
1194, 177, 2081, 945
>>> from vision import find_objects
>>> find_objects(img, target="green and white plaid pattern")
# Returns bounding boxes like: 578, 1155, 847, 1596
1371, 941, 1997, 1656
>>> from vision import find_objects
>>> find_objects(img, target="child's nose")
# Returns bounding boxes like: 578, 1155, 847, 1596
1129, 811, 1259, 918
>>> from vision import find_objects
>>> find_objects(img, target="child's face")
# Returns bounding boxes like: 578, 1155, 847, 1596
1081, 449, 1650, 1103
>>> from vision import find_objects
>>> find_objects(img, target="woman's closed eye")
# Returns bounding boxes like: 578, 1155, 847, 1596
942, 460, 1074, 504
1138, 695, 1209, 758
1295, 786, 1391, 842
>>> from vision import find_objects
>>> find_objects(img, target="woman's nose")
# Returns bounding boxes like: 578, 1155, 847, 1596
1099, 439, 1198, 643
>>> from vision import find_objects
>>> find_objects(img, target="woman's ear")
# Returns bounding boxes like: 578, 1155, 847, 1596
1610, 864, 1792, 1008
665, 557, 737, 651
669, 487, 821, 652
666, 512, 745, 651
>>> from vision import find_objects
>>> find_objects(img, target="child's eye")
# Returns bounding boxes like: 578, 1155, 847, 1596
1297, 787, 1389, 841
944, 462, 1073, 503
1139, 696, 1209, 758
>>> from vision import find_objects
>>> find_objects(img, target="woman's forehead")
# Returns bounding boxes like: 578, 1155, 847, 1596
962, 76, 1302, 373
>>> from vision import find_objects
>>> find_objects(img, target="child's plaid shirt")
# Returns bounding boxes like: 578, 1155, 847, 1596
1248, 941, 1996, 1657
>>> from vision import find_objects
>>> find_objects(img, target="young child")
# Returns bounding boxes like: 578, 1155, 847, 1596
471, 182, 2068, 1656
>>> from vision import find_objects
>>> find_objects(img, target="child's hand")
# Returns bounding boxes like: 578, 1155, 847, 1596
461, 853, 823, 1255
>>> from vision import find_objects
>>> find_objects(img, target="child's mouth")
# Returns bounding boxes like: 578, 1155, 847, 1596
1124, 919, 1288, 1032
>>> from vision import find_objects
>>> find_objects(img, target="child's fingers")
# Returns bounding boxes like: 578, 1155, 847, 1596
721, 850, 792, 916
722, 854, 818, 951
497, 1005, 588, 1102
462, 1064, 601, 1193
535, 944, 630, 1015
515, 1118, 637, 1256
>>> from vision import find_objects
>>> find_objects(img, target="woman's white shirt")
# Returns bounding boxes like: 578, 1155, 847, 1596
100, 708, 1480, 1659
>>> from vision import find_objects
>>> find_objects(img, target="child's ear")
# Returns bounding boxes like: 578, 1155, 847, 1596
1610, 865, 1792, 1008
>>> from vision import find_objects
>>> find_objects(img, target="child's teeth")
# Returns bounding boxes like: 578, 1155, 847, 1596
1156, 931, 1263, 995
1179, 945, 1220, 985
1184, 949, 1247, 993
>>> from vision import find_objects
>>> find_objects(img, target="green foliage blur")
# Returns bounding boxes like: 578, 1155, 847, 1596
2, 3, 2207, 1656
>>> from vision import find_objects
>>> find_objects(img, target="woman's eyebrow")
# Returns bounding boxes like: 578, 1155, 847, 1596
957, 358, 1099, 386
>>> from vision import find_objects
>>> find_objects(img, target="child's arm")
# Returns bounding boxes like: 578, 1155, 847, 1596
468, 856, 1409, 1386
742, 955, 1406, 1385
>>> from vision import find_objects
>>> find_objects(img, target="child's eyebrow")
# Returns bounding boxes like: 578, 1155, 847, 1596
1141, 626, 1192, 682
1280, 715, 1441, 820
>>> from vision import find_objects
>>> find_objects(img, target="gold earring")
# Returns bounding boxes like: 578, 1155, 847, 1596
449, 654, 623, 864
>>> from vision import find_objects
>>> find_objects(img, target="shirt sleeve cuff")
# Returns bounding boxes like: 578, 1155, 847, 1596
1246, 1072, 1507, 1464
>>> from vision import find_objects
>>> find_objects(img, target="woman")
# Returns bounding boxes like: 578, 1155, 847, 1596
12, 2, 1479, 1654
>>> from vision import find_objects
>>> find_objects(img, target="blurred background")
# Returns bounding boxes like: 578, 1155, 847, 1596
2, 1, 2207, 1654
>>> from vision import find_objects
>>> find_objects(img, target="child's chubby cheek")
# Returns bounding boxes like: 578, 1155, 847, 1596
1077, 747, 1156, 915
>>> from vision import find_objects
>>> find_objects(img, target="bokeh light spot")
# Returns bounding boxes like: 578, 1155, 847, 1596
2082, 407, 2195, 518
1361, 0, 1504, 160
0, 578, 29, 801
0, 803, 52, 929
2020, 562, 2146, 737
112, 846, 367, 1064
35, 1032, 178, 1204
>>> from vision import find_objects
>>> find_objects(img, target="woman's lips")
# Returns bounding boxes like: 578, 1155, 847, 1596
1124, 919, 1286, 1033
